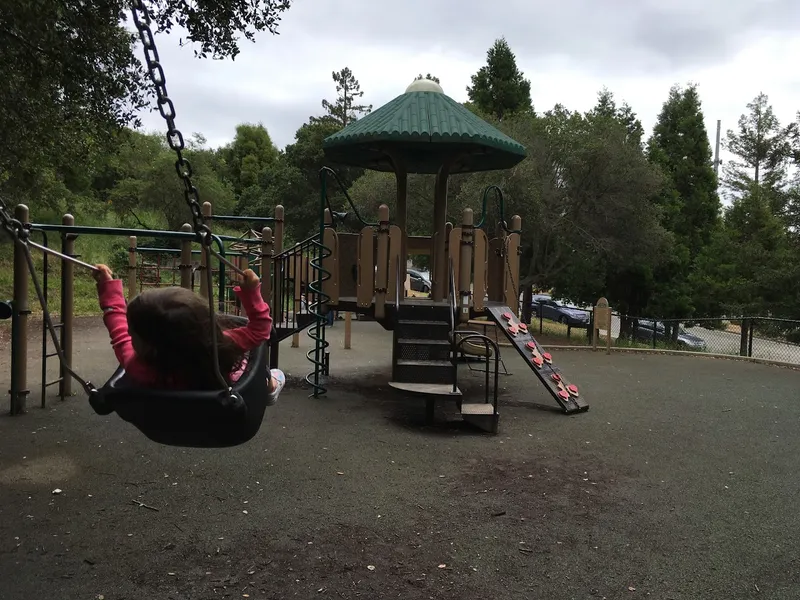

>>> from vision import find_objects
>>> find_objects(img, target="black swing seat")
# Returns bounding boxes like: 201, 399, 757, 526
89, 319, 272, 448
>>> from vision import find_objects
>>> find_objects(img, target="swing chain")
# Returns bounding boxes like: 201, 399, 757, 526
130, 0, 210, 244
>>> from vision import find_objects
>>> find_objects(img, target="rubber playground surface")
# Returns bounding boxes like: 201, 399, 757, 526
1, 318, 799, 599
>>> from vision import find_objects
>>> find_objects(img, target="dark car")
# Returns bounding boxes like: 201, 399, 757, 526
633, 319, 707, 351
408, 269, 431, 293
529, 294, 591, 327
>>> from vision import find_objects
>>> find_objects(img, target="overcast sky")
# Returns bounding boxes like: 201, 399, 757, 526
135, 0, 800, 165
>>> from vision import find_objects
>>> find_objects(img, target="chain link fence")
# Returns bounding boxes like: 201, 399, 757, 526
525, 307, 800, 366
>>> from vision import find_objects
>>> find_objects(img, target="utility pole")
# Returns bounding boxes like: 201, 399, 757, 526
713, 119, 721, 178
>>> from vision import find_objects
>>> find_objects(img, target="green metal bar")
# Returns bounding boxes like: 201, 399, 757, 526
213, 234, 263, 244
30, 223, 198, 240
137, 247, 249, 257
207, 214, 275, 224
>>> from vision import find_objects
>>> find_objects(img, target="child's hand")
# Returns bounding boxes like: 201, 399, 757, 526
93, 264, 114, 283
240, 269, 260, 290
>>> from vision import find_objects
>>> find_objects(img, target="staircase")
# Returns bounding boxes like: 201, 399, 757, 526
389, 300, 501, 434
390, 301, 459, 394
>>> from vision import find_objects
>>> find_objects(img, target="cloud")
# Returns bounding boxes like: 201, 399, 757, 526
132, 0, 800, 155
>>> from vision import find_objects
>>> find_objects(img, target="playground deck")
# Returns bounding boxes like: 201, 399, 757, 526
1, 319, 799, 599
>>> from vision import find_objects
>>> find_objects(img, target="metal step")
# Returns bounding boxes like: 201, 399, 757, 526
395, 319, 450, 340
388, 381, 461, 396
460, 402, 495, 415
392, 359, 455, 385
396, 338, 452, 362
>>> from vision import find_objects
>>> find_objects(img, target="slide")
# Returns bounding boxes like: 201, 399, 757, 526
485, 303, 589, 414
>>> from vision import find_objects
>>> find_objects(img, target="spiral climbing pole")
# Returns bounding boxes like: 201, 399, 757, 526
305, 203, 333, 398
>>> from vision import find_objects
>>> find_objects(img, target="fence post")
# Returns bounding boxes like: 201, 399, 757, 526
593, 297, 612, 355
128, 236, 138, 301
180, 223, 193, 289
748, 319, 755, 357
10, 204, 30, 415
59, 214, 75, 399
739, 318, 749, 357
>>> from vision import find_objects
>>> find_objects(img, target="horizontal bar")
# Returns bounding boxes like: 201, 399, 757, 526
27, 240, 100, 272
137, 247, 250, 257
208, 214, 275, 224
30, 223, 198, 240
213, 234, 263, 244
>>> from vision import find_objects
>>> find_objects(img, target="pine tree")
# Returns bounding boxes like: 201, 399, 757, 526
646, 83, 721, 320
466, 37, 532, 120
320, 67, 372, 128
588, 88, 644, 147
723, 92, 793, 208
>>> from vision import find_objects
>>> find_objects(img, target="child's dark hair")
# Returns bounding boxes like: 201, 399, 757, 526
127, 287, 244, 389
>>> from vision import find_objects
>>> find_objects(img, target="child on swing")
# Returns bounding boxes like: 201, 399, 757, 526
92, 264, 285, 404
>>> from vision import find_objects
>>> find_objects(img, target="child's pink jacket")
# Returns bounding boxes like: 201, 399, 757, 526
97, 279, 272, 386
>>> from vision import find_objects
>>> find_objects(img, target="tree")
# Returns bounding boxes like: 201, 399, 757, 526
218, 123, 279, 198
0, 0, 292, 208
692, 184, 793, 317
723, 93, 794, 212
467, 37, 532, 120
645, 83, 721, 321
319, 68, 372, 128
415, 73, 440, 84
587, 88, 644, 147
451, 106, 666, 320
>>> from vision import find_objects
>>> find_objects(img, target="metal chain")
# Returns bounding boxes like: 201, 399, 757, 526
131, 1, 232, 395
130, 0, 210, 244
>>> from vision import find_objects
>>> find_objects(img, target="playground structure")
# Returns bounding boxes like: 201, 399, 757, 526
4, 59, 591, 435
5, 86, 590, 436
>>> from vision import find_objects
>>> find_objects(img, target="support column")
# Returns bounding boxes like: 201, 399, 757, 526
394, 167, 408, 287
10, 204, 30, 415
431, 162, 452, 302
458, 208, 474, 322
59, 214, 75, 399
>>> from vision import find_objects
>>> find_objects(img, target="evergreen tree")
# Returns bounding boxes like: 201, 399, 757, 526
588, 88, 644, 147
723, 93, 793, 212
466, 37, 532, 120
646, 83, 721, 321
320, 67, 372, 128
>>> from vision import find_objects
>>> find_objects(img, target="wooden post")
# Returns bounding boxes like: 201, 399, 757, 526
344, 312, 352, 349
593, 297, 612, 355
128, 236, 138, 301
10, 204, 30, 415
199, 201, 212, 300
504, 215, 521, 311
180, 223, 192, 289
59, 214, 75, 399
261, 226, 273, 306
274, 205, 285, 254
375, 205, 389, 319
458, 208, 474, 322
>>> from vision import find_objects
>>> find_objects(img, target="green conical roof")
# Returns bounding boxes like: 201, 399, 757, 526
322, 85, 527, 175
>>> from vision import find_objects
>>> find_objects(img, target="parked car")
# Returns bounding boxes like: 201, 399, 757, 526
408, 269, 431, 293
633, 319, 707, 350
529, 294, 591, 327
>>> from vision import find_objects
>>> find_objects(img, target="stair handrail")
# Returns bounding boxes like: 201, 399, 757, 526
319, 166, 378, 228
395, 254, 401, 309
474, 185, 522, 234
452, 331, 500, 414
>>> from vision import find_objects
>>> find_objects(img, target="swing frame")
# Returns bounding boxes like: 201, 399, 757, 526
0, 0, 276, 447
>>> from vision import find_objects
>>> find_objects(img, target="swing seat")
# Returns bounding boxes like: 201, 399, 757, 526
89, 319, 272, 448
